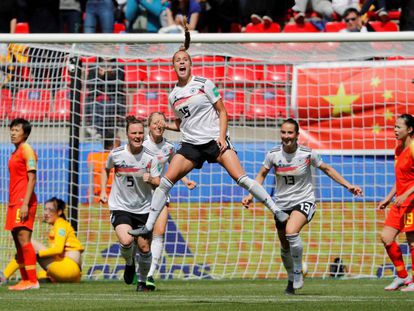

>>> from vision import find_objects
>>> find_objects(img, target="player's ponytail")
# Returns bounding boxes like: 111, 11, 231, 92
172, 17, 192, 64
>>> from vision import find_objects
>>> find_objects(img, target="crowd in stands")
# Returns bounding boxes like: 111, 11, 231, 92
0, 0, 413, 34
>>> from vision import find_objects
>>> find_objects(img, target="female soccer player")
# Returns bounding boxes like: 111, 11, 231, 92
242, 118, 362, 294
129, 19, 289, 238
100, 115, 161, 292
143, 112, 196, 290
2, 197, 84, 283
377, 114, 414, 292
6, 118, 39, 291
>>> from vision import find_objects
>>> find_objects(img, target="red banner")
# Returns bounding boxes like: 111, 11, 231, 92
295, 63, 414, 150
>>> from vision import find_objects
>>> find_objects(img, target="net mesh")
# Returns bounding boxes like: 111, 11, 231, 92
0, 38, 413, 280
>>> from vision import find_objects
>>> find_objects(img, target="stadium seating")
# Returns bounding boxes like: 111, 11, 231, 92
0, 89, 13, 120
192, 56, 225, 81
15, 22, 29, 33
113, 23, 126, 33
325, 22, 346, 32
369, 21, 399, 32
283, 22, 319, 33
145, 58, 176, 87
221, 89, 245, 120
8, 89, 52, 121
225, 57, 264, 86
264, 64, 291, 84
48, 89, 71, 121
121, 59, 148, 87
128, 89, 173, 120
245, 22, 281, 33
247, 88, 287, 120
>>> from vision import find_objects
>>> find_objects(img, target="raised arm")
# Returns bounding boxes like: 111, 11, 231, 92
318, 163, 363, 196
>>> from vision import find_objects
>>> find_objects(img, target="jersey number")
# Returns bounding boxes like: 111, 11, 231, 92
126, 176, 134, 187
283, 175, 295, 185
299, 202, 313, 215
179, 106, 191, 118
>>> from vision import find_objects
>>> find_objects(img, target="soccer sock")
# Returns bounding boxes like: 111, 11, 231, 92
148, 234, 164, 277
16, 246, 28, 280
3, 258, 19, 279
281, 247, 294, 281
146, 177, 174, 231
120, 242, 136, 266
286, 233, 303, 273
236, 175, 280, 213
138, 251, 152, 282
22, 243, 37, 282
385, 242, 408, 278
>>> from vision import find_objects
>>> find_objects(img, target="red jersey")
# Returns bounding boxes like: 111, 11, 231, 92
8, 142, 38, 207
395, 140, 414, 206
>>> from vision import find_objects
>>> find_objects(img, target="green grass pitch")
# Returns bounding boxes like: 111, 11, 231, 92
1, 279, 413, 311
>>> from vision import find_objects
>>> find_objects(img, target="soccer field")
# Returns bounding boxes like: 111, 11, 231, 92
1, 279, 413, 311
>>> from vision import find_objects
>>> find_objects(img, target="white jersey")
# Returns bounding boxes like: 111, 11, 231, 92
106, 145, 161, 214
169, 76, 225, 145
263, 145, 323, 210
143, 135, 175, 176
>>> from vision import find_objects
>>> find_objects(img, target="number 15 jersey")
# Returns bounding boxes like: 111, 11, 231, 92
263, 145, 323, 210
169, 76, 223, 145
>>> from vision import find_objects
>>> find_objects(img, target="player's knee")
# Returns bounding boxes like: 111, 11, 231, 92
119, 241, 134, 250
380, 234, 394, 245
159, 177, 174, 194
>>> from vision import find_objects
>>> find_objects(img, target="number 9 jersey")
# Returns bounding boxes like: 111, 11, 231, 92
263, 145, 323, 210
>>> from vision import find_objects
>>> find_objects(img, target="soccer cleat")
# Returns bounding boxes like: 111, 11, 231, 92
123, 259, 136, 285
293, 271, 304, 290
8, 280, 40, 291
384, 275, 412, 291
274, 210, 289, 223
401, 282, 414, 292
128, 226, 152, 238
136, 281, 148, 292
284, 280, 295, 295
146, 276, 156, 291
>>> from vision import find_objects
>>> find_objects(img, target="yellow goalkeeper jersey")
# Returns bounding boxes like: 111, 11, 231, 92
38, 217, 84, 259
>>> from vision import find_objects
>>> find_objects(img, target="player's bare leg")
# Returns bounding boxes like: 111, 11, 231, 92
216, 149, 288, 222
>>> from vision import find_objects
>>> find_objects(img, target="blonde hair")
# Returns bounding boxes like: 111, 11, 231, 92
172, 17, 191, 63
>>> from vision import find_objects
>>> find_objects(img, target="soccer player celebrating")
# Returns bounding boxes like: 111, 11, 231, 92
6, 118, 39, 291
143, 112, 196, 290
128, 18, 289, 239
2, 197, 84, 283
242, 118, 362, 294
377, 114, 414, 291
100, 115, 161, 291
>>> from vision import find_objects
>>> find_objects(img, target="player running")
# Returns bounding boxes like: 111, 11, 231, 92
128, 18, 289, 240
100, 115, 161, 292
242, 118, 362, 294
377, 114, 414, 291
142, 111, 196, 290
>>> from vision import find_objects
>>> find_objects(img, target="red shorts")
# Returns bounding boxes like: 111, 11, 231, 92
5, 202, 37, 231
384, 204, 414, 232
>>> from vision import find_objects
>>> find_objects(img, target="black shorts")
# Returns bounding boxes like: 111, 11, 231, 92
176, 137, 234, 169
274, 201, 316, 230
110, 210, 149, 230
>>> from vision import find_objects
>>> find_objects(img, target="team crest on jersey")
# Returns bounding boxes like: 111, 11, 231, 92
190, 88, 197, 94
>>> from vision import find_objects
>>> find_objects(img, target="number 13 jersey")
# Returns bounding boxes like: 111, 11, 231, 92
263, 145, 323, 210
169, 76, 225, 145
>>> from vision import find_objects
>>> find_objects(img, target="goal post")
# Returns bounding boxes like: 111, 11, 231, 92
1, 33, 414, 280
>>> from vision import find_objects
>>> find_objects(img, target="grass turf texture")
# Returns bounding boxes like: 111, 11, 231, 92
1, 279, 413, 311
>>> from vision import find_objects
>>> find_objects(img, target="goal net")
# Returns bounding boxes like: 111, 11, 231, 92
1, 33, 414, 280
